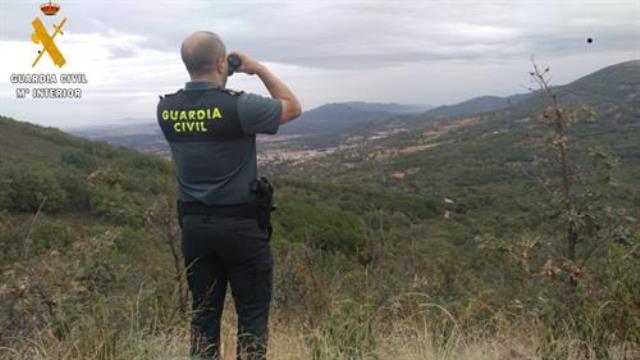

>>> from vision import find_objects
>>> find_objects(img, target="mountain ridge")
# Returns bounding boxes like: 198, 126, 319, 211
424, 93, 532, 119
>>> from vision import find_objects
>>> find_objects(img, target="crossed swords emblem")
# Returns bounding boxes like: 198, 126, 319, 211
31, 17, 67, 68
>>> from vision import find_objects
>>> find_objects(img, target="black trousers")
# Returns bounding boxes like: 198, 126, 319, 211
181, 214, 273, 360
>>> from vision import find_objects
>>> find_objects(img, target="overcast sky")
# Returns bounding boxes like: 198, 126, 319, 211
0, 0, 638, 128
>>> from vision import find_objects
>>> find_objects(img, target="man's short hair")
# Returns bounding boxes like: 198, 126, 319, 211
181, 31, 226, 77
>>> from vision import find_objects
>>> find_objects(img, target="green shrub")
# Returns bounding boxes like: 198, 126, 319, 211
1, 162, 68, 213
29, 220, 76, 255
61, 150, 95, 170
89, 186, 144, 227
276, 200, 366, 256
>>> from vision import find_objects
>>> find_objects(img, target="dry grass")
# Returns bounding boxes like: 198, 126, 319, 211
4, 314, 638, 360
1, 283, 637, 359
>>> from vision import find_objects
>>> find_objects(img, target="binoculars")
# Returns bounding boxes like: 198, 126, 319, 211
227, 54, 242, 75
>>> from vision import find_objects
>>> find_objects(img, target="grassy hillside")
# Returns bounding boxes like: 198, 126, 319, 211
259, 61, 640, 357
0, 116, 468, 358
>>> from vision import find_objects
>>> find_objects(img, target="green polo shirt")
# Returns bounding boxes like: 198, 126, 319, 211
184, 81, 282, 135
168, 81, 282, 205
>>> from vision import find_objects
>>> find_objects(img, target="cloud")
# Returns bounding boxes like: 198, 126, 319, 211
2, 1, 638, 69
107, 45, 137, 59
0, 0, 638, 127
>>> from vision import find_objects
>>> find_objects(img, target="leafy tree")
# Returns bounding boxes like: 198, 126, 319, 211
527, 61, 632, 285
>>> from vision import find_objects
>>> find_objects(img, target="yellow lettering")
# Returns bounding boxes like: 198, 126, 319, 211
164, 108, 222, 129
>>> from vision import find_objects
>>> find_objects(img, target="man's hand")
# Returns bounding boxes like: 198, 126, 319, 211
227, 51, 264, 75
228, 50, 302, 124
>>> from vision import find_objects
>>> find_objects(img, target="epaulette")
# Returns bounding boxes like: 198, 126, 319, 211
159, 89, 183, 100
221, 88, 244, 96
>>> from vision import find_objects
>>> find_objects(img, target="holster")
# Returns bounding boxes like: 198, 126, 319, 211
250, 177, 276, 241
175, 177, 276, 241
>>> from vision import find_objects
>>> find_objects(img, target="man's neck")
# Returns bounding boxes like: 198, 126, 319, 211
189, 74, 224, 87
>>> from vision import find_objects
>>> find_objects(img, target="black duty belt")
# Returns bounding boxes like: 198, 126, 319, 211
178, 200, 258, 219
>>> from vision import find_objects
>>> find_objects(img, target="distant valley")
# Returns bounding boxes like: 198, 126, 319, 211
66, 89, 534, 164
67, 60, 640, 176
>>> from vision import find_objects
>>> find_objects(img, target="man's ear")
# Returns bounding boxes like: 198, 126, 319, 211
217, 56, 226, 75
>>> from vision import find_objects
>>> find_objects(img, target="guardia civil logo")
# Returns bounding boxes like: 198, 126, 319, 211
31, 1, 67, 68
9, 1, 86, 99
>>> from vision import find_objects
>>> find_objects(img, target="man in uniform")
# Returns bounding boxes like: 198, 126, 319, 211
157, 31, 301, 359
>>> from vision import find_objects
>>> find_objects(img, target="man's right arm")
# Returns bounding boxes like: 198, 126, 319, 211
255, 65, 301, 125
228, 51, 302, 125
